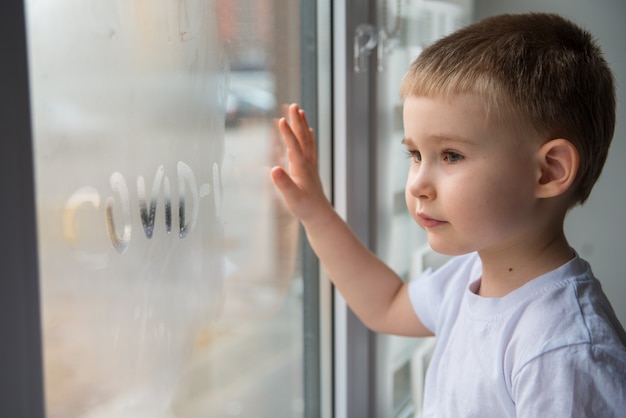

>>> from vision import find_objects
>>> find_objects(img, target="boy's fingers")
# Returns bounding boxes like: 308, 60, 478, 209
308, 127, 318, 167
270, 166, 288, 187
278, 117, 304, 159
298, 109, 317, 163
270, 166, 302, 205
288, 104, 315, 161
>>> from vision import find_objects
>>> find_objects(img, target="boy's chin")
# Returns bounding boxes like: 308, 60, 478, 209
427, 239, 473, 257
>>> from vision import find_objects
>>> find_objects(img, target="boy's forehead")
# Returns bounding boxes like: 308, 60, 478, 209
403, 92, 484, 111
401, 94, 526, 145
402, 93, 525, 127
402, 93, 490, 125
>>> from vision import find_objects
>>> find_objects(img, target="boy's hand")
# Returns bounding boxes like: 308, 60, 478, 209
270, 103, 332, 226
270, 105, 430, 338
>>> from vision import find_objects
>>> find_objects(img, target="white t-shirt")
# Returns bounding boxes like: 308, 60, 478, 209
408, 252, 626, 418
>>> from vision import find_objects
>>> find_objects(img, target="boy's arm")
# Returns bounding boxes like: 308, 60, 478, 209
270, 103, 432, 337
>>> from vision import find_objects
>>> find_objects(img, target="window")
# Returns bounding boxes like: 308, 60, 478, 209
20, 0, 325, 416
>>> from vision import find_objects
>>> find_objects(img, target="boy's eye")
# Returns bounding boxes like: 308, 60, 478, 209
444, 151, 463, 163
405, 150, 421, 163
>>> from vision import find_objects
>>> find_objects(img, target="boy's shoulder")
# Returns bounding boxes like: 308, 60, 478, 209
509, 256, 626, 366
508, 259, 626, 414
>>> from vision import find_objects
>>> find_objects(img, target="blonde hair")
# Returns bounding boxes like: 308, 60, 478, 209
400, 13, 615, 206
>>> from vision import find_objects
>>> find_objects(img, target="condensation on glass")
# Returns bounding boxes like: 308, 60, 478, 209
26, 0, 303, 416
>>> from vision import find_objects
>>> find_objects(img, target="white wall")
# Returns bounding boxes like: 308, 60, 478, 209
475, 0, 626, 325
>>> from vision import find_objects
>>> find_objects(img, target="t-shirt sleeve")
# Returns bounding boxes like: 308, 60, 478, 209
408, 267, 439, 333
408, 253, 479, 334
513, 344, 626, 417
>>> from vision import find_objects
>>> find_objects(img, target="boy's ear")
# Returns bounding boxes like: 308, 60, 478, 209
535, 138, 579, 199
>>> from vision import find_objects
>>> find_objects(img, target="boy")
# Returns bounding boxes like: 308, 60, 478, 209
271, 12, 626, 417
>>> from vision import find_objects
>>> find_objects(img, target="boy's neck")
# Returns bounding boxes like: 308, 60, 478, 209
476, 228, 574, 298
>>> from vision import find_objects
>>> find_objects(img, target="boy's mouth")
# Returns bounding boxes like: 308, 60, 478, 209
417, 212, 446, 228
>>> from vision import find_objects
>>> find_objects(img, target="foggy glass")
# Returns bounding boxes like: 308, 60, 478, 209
26, 0, 303, 416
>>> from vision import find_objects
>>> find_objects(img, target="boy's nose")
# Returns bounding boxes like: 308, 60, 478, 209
407, 167, 435, 200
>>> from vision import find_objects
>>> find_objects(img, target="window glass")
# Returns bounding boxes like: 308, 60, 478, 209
26, 0, 306, 416
372, 0, 470, 416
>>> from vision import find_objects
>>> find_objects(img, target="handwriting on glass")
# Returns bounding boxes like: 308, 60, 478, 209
64, 161, 222, 254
